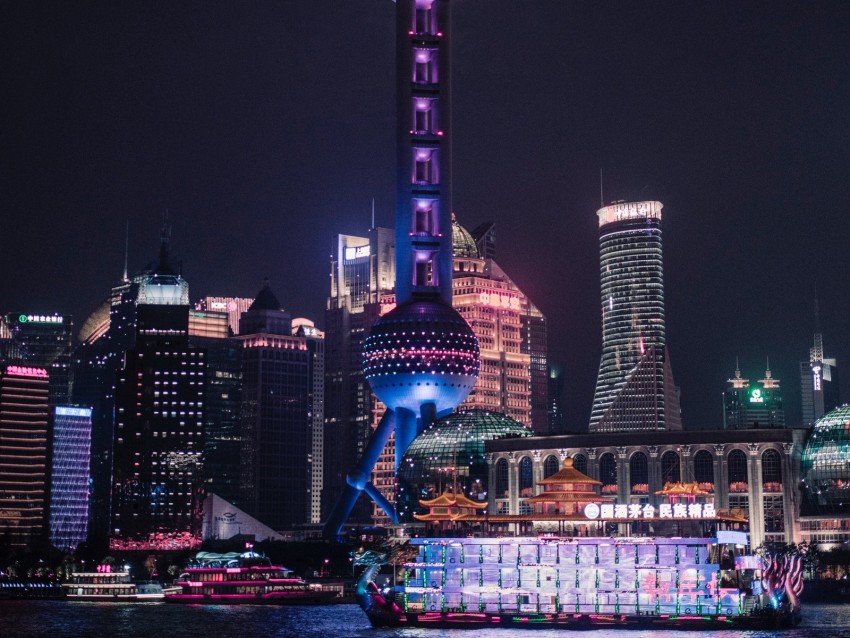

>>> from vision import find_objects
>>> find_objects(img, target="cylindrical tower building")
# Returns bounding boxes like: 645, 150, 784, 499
589, 201, 682, 433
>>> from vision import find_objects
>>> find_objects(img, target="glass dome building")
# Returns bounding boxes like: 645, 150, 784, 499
396, 409, 531, 521
801, 405, 850, 515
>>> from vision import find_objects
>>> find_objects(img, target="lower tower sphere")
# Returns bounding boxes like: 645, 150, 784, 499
363, 300, 480, 414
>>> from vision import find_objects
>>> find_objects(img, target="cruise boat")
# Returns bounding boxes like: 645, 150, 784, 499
355, 462, 802, 629
63, 570, 177, 601
165, 551, 342, 605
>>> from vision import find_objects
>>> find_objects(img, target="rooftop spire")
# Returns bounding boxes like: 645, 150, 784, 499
122, 220, 130, 282
159, 211, 171, 270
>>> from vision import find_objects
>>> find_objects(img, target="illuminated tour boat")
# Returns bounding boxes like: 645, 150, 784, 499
63, 565, 177, 601
165, 552, 342, 605
356, 459, 803, 629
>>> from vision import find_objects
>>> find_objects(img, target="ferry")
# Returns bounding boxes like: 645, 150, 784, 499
355, 462, 803, 629
165, 551, 343, 605
63, 570, 177, 601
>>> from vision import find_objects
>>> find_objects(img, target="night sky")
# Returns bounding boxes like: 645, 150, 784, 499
3, 1, 850, 431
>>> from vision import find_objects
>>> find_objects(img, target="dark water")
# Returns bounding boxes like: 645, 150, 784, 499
1, 602, 849, 638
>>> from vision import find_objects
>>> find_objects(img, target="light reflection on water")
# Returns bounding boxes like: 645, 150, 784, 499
1, 602, 849, 638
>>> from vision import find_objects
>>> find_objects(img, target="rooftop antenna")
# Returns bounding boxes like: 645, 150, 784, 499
600, 168, 604, 207
159, 210, 171, 269
122, 220, 130, 282
371, 198, 376, 230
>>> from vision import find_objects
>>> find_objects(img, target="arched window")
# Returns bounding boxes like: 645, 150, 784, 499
519, 456, 534, 496
543, 455, 559, 478
495, 458, 509, 498
728, 449, 748, 487
573, 454, 588, 475
599, 453, 617, 494
661, 451, 680, 484
694, 450, 714, 488
629, 452, 648, 493
762, 449, 782, 491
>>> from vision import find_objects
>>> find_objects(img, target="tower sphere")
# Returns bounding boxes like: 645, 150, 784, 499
363, 300, 480, 414
801, 404, 850, 515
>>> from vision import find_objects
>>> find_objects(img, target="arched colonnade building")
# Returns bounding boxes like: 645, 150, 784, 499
486, 428, 807, 549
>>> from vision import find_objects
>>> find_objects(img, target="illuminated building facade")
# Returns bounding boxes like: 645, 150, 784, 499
196, 297, 254, 336
590, 201, 682, 433
452, 215, 545, 429
2, 313, 72, 406
188, 309, 229, 339
0, 364, 50, 547
487, 428, 804, 549
238, 283, 324, 529
49, 406, 92, 552
110, 237, 206, 549
723, 361, 785, 429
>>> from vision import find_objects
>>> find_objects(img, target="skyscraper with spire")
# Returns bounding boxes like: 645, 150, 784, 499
110, 222, 206, 550
589, 201, 682, 433
800, 300, 840, 426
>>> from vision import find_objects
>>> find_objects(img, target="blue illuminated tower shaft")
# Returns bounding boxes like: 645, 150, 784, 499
324, 0, 480, 539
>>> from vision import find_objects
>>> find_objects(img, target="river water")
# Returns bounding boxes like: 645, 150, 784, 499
1, 601, 849, 638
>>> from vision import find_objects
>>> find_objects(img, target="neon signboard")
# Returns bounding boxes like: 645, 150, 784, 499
344, 244, 371, 260
597, 201, 662, 227
478, 292, 521, 310
17, 314, 64, 324
584, 502, 716, 520
812, 365, 822, 392
749, 388, 764, 403
6, 365, 48, 378
56, 407, 92, 417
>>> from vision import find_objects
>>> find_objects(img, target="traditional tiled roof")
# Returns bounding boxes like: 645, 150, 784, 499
654, 481, 711, 497
525, 491, 610, 504
538, 458, 601, 486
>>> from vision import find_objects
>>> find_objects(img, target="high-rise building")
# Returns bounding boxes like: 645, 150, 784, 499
324, 228, 395, 523
2, 313, 72, 407
800, 319, 840, 427
196, 297, 254, 336
452, 214, 547, 430
723, 360, 785, 429
0, 364, 50, 548
188, 311, 243, 508
237, 282, 324, 529
547, 364, 567, 434
110, 233, 205, 550
49, 406, 92, 552
589, 201, 682, 433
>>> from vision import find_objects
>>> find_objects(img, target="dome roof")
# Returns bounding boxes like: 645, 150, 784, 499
801, 405, 850, 515
398, 409, 530, 483
451, 213, 480, 259
78, 298, 111, 343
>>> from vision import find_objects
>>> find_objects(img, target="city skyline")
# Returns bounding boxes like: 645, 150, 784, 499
3, 1, 850, 429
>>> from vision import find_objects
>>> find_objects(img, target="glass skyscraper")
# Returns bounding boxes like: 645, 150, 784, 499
49, 406, 92, 552
589, 201, 681, 433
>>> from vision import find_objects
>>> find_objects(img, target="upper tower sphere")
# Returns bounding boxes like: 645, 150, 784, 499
363, 300, 480, 414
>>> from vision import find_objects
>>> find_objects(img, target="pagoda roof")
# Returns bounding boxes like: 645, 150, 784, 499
654, 481, 712, 497
538, 458, 601, 486
419, 491, 487, 510
525, 492, 614, 504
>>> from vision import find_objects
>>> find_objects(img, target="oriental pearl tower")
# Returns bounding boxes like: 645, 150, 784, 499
324, 0, 479, 537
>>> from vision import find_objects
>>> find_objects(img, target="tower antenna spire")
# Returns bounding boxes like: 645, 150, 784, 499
600, 168, 604, 207
371, 198, 375, 230
122, 220, 130, 282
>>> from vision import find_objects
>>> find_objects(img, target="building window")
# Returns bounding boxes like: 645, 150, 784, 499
413, 148, 437, 184
629, 452, 648, 494
413, 3, 434, 35
661, 451, 680, 484
764, 495, 785, 533
413, 98, 436, 134
599, 453, 617, 493
413, 48, 437, 84
519, 456, 533, 497
694, 450, 714, 491
543, 455, 559, 479
762, 449, 782, 491
728, 449, 748, 490
495, 458, 508, 498
573, 454, 588, 475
